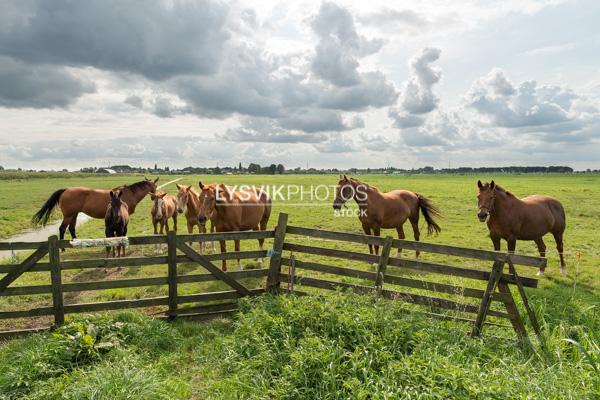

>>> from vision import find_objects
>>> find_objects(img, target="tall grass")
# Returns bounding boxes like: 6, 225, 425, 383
0, 293, 598, 399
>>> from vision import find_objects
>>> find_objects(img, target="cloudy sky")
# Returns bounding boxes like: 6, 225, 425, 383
0, 0, 599, 170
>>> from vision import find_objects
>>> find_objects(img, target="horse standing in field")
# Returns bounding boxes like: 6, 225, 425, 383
175, 184, 214, 252
104, 190, 129, 258
476, 180, 566, 275
333, 175, 441, 256
150, 191, 178, 234
32, 178, 158, 243
197, 182, 271, 271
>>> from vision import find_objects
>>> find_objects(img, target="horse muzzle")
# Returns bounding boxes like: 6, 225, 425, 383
477, 211, 488, 222
197, 215, 208, 225
177, 208, 184, 214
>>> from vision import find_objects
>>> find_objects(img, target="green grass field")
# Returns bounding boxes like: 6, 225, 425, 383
0, 172, 598, 399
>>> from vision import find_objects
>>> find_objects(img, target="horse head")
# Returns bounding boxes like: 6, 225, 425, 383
477, 180, 496, 222
197, 182, 227, 225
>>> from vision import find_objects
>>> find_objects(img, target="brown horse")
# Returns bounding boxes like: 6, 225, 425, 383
32, 178, 158, 242
333, 176, 441, 256
477, 180, 566, 275
104, 190, 129, 258
150, 191, 178, 234
197, 182, 271, 271
175, 184, 214, 252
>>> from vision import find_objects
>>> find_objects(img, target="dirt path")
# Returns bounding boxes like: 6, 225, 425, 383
0, 213, 91, 260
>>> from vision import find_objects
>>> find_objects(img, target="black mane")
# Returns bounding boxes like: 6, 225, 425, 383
122, 180, 152, 193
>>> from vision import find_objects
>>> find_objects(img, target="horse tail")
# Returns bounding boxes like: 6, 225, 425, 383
417, 194, 442, 236
32, 189, 66, 226
260, 191, 272, 230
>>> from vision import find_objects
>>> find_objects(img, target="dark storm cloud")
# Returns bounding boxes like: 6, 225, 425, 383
0, 0, 230, 80
0, 56, 95, 108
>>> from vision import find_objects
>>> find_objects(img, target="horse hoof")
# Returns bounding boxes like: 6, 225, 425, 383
560, 267, 567, 275
536, 270, 545, 276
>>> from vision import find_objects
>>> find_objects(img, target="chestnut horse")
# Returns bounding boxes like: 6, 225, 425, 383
175, 184, 214, 252
333, 176, 441, 256
477, 180, 566, 275
32, 178, 158, 242
104, 190, 129, 258
197, 182, 271, 271
150, 191, 178, 234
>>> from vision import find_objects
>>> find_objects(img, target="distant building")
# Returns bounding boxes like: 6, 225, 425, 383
96, 168, 117, 174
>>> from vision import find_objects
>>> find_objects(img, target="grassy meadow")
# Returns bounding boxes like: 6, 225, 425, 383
0, 172, 598, 399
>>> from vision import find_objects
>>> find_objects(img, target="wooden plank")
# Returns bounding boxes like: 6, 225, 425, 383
391, 239, 545, 268
281, 257, 376, 280
267, 213, 288, 291
284, 275, 509, 319
286, 225, 384, 246
280, 257, 511, 302
0, 306, 54, 319
176, 242, 251, 296
0, 269, 269, 297
0, 241, 47, 251
410, 310, 512, 329
375, 236, 393, 294
0, 245, 48, 292
178, 288, 264, 304
163, 310, 234, 321
497, 282, 527, 339
472, 261, 505, 336
167, 231, 178, 317
388, 257, 538, 288
283, 243, 537, 288
506, 258, 545, 346
0, 326, 52, 340
283, 225, 545, 268
283, 243, 378, 263
178, 268, 269, 284
175, 302, 238, 315
48, 235, 64, 325
176, 230, 274, 243
64, 296, 169, 313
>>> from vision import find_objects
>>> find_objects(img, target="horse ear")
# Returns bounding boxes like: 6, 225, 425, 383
477, 180, 483, 189
199, 181, 204, 189
343, 174, 348, 180
154, 177, 159, 183
490, 180, 495, 189
144, 176, 148, 180
176, 183, 181, 190
110, 191, 115, 198
158, 192, 166, 198
118, 190, 124, 198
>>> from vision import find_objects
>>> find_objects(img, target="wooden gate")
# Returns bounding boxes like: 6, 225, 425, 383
0, 212, 545, 342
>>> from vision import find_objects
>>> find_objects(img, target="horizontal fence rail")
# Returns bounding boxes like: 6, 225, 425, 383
0, 213, 544, 342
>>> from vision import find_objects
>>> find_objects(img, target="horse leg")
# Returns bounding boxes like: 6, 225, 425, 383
68, 213, 78, 239
372, 226, 381, 256
255, 225, 264, 264
507, 238, 517, 254
153, 220, 160, 254
553, 231, 566, 275
121, 225, 128, 258
172, 215, 177, 233
534, 238, 547, 276
491, 236, 501, 251
199, 224, 206, 253
396, 226, 405, 257
410, 219, 421, 258
235, 239, 242, 271
361, 224, 373, 254
220, 240, 227, 271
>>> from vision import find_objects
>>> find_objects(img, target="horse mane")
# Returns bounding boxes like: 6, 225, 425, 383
349, 177, 378, 192
116, 180, 152, 194
493, 184, 515, 198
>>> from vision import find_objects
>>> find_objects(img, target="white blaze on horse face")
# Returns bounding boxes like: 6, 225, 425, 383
155, 198, 164, 219
177, 191, 187, 213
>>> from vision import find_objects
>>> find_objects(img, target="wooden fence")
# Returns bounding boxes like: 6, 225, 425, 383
0, 212, 545, 342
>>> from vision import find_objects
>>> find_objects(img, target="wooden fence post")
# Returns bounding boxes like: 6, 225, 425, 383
471, 259, 505, 336
49, 235, 64, 326
167, 230, 178, 319
267, 213, 288, 292
375, 236, 393, 295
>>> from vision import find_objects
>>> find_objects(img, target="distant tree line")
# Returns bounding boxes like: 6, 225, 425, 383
2, 163, 591, 175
